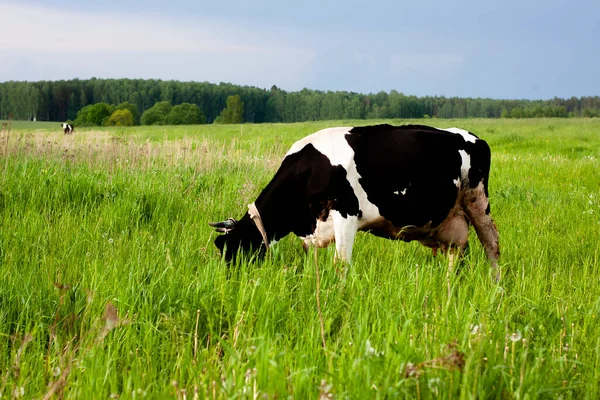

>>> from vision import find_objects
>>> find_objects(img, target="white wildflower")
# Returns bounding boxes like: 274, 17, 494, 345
365, 339, 383, 357
12, 387, 24, 398
428, 377, 443, 396
470, 324, 481, 335
508, 331, 522, 342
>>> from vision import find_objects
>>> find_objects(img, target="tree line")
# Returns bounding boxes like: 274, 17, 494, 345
71, 95, 244, 127
1, 78, 599, 123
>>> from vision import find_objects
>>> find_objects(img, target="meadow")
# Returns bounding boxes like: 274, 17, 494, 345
1, 118, 599, 399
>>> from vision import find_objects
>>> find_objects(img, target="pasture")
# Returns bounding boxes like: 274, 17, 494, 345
1, 118, 599, 398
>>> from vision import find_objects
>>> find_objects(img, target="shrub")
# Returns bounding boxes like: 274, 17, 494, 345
168, 103, 206, 125
74, 103, 115, 126
141, 101, 172, 125
105, 109, 134, 126
115, 102, 141, 125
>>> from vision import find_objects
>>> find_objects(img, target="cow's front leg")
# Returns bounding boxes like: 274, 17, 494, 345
331, 210, 359, 264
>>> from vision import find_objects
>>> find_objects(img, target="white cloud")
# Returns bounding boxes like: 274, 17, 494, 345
0, 3, 310, 56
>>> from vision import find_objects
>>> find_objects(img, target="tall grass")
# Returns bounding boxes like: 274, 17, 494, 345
1, 119, 599, 398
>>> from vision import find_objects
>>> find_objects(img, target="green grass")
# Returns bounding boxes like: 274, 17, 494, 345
1, 120, 60, 131
1, 118, 599, 398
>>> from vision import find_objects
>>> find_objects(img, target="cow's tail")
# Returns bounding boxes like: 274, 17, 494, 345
467, 139, 492, 210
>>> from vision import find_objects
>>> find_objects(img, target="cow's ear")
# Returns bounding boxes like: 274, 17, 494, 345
209, 218, 236, 233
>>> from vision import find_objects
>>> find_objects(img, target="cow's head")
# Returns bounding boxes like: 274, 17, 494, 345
209, 215, 264, 263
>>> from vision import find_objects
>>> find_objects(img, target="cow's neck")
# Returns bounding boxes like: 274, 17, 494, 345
251, 196, 297, 244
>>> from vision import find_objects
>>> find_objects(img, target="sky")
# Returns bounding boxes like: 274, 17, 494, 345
0, 0, 598, 99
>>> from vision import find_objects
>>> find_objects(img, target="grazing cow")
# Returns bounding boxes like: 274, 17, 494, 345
209, 124, 500, 278
61, 123, 74, 135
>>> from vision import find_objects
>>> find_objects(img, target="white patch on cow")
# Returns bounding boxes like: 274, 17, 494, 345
332, 210, 359, 263
62, 123, 67, 129
458, 150, 471, 180
301, 214, 336, 248
453, 177, 460, 187
301, 211, 359, 263
393, 190, 399, 195
286, 127, 353, 163
440, 127, 477, 143
289, 127, 384, 263
401, 188, 407, 195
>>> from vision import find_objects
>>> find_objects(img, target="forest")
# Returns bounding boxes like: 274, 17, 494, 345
1, 78, 599, 124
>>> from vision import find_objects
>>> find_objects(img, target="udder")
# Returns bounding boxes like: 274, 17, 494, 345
432, 209, 469, 248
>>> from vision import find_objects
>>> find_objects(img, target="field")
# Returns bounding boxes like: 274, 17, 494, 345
0, 120, 60, 131
1, 118, 599, 398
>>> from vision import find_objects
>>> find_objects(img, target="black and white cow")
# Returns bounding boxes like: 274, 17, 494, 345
209, 124, 500, 277
61, 123, 74, 135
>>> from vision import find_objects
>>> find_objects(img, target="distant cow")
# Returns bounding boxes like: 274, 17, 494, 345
209, 124, 500, 278
61, 123, 74, 135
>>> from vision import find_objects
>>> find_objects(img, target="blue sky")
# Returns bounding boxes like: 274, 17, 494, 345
0, 0, 598, 99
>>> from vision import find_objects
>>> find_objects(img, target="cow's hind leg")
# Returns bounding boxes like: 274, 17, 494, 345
331, 210, 359, 265
464, 181, 500, 281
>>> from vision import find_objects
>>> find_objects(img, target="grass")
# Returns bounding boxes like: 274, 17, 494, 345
1, 120, 60, 131
1, 118, 599, 398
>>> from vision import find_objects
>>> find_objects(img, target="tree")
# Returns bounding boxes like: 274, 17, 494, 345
439, 101, 454, 119
214, 95, 244, 124
466, 100, 480, 118
141, 101, 172, 125
74, 102, 114, 126
105, 109, 134, 126
320, 92, 344, 120
115, 101, 141, 125
510, 108, 524, 119
167, 103, 206, 125
265, 86, 286, 122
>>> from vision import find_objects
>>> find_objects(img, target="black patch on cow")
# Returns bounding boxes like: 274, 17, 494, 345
254, 143, 360, 238
345, 124, 491, 234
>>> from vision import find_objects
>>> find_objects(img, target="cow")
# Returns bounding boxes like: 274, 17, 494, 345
61, 123, 74, 135
209, 124, 500, 279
